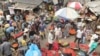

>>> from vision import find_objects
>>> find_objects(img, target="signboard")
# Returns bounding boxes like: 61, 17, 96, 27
8, 7, 15, 14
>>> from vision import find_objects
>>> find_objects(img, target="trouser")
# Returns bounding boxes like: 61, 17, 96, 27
74, 38, 81, 48
82, 37, 85, 44
21, 50, 27, 56
39, 31, 45, 39
74, 38, 81, 43
48, 44, 53, 50
88, 48, 94, 56
5, 32, 10, 40
8, 54, 12, 56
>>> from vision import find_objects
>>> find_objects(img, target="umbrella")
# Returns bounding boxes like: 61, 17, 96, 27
67, 2, 82, 10
55, 7, 80, 20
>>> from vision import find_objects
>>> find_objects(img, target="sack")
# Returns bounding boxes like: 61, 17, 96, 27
13, 31, 24, 39
11, 42, 19, 48
42, 52, 46, 56
61, 42, 68, 47
55, 51, 60, 56
69, 42, 77, 49
41, 48, 48, 56
63, 48, 76, 56
52, 41, 59, 51
79, 44, 89, 51
93, 52, 98, 56
47, 51, 54, 56
69, 28, 76, 35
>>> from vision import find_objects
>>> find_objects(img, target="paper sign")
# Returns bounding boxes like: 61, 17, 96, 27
8, 7, 15, 14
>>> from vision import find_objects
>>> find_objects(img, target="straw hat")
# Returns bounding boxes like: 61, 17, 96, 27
4, 24, 10, 28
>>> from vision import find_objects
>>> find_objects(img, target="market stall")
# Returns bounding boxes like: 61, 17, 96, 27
84, 1, 100, 32
85, 1, 100, 36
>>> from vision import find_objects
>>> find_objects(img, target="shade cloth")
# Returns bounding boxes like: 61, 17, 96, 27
25, 44, 41, 56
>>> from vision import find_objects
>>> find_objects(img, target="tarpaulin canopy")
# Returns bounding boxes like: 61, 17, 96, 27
85, 1, 100, 16
13, 0, 43, 10
25, 44, 41, 56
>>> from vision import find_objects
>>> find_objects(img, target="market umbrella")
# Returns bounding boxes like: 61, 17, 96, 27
67, 2, 82, 10
55, 7, 80, 20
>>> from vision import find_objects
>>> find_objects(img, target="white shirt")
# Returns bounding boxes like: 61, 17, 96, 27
54, 27, 61, 36
6, 15, 11, 21
48, 32, 54, 44
76, 30, 83, 38
91, 34, 98, 41
77, 22, 83, 29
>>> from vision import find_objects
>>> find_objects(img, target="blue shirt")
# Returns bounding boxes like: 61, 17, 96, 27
6, 26, 14, 33
39, 24, 46, 32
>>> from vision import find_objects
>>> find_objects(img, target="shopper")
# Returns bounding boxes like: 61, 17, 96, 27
48, 30, 54, 50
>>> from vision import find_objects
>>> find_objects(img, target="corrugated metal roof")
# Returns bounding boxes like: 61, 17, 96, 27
86, 1, 100, 16
13, 0, 43, 10
86, 1, 100, 8
13, 0, 43, 5
14, 3, 36, 10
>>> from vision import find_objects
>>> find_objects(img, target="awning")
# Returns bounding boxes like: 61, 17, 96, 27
13, 0, 43, 10
85, 1, 100, 16
13, 3, 36, 10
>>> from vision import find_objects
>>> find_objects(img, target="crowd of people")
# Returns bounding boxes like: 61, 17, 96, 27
0, 1, 100, 56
